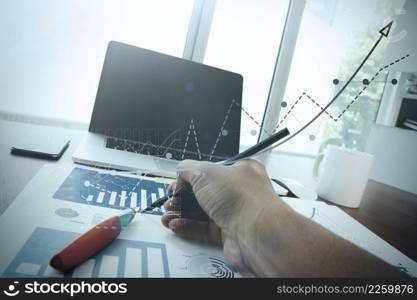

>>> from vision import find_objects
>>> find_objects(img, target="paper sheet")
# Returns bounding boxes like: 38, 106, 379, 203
0, 164, 238, 278
1, 164, 415, 277
282, 197, 417, 277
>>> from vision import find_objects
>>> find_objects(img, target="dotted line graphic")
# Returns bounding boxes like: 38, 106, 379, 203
111, 135, 226, 160
276, 93, 337, 131
276, 54, 410, 128
102, 54, 410, 168
209, 99, 235, 159
160, 138, 182, 157
232, 100, 273, 136
337, 54, 409, 119
305, 93, 336, 121
276, 93, 305, 129
191, 119, 202, 160
181, 120, 193, 160
382, 54, 409, 70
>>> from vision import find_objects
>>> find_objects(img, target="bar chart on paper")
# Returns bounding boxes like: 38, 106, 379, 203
3, 227, 170, 278
53, 167, 168, 216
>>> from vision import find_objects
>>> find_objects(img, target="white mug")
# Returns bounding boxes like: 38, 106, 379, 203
313, 145, 374, 208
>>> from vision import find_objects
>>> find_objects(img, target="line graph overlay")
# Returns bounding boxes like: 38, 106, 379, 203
53, 167, 168, 216
107, 97, 243, 162
275, 21, 393, 147
336, 53, 409, 119
194, 51, 409, 152
181, 119, 195, 160
223, 55, 410, 144
71, 21, 409, 201
232, 100, 272, 136
190, 119, 202, 160
209, 99, 235, 159
277, 53, 409, 131
276, 93, 336, 131
103, 21, 412, 213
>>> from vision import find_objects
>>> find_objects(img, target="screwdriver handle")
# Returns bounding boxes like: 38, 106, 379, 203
50, 216, 122, 272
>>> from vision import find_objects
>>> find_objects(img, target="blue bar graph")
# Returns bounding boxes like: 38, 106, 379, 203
3, 227, 170, 278
53, 167, 168, 216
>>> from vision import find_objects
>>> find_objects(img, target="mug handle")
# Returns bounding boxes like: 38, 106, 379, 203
312, 152, 324, 180
313, 138, 343, 180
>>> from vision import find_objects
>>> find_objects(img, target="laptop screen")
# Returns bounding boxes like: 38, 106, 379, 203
89, 41, 242, 162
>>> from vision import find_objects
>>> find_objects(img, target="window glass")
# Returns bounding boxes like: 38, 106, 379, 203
278, 0, 406, 155
0, 0, 194, 122
204, 0, 290, 147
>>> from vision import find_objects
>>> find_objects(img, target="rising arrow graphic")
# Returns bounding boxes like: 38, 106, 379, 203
273, 21, 393, 148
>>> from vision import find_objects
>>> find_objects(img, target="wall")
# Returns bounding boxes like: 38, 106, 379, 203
383, 0, 417, 72
366, 0, 417, 195
365, 124, 417, 194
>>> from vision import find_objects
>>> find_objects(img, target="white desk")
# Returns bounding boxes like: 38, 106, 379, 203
0, 118, 315, 214
0, 119, 84, 214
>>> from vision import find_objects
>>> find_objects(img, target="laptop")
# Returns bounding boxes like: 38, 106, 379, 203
73, 41, 243, 176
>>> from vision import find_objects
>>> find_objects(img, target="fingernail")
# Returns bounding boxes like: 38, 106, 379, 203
168, 220, 176, 231
166, 213, 180, 230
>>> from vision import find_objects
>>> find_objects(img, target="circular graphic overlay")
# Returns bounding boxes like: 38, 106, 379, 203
186, 255, 235, 278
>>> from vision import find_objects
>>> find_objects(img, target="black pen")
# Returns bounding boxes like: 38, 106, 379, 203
140, 194, 171, 212
140, 127, 290, 212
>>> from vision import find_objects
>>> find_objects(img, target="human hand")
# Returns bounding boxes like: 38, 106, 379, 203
161, 158, 407, 277
161, 159, 282, 275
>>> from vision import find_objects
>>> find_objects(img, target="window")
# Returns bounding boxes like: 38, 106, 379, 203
0, 0, 194, 123
277, 0, 407, 155
203, 0, 290, 147
0, 0, 409, 155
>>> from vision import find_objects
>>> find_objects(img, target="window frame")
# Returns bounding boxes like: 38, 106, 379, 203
184, 0, 306, 147
182, 0, 216, 62
258, 0, 306, 143
2, 0, 306, 153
